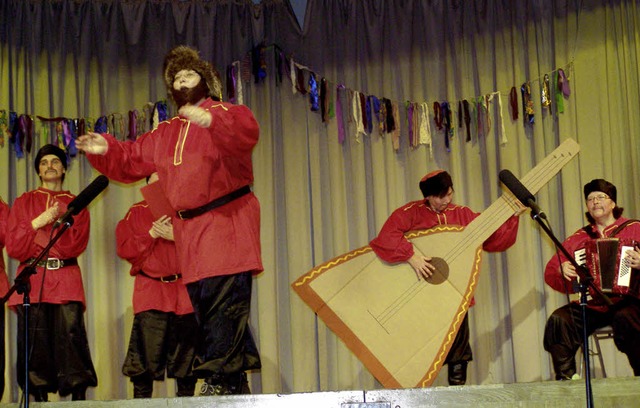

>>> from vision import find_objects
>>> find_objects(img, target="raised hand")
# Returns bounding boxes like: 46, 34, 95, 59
179, 104, 212, 128
32, 201, 60, 230
76, 132, 109, 155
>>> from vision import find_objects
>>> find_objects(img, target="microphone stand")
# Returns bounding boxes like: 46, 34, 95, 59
530, 210, 611, 408
0, 220, 74, 408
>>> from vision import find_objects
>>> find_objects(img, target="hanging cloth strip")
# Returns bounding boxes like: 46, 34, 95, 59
558, 68, 571, 97
64, 119, 78, 156
509, 86, 519, 120
378, 98, 387, 134
555, 68, 570, 114
433, 102, 443, 130
241, 53, 252, 84
0, 110, 8, 147
308, 72, 319, 112
441, 101, 452, 151
365, 96, 374, 134
351, 91, 365, 142
95, 116, 108, 133
541, 74, 551, 110
487, 92, 507, 145
320, 77, 328, 122
418, 102, 433, 157
521, 82, 535, 125
336, 85, 346, 144
406, 102, 414, 147
370, 95, 380, 133
475, 97, 485, 140
462, 99, 471, 142
290, 58, 297, 95
295, 67, 307, 95
385, 98, 395, 133
391, 101, 400, 151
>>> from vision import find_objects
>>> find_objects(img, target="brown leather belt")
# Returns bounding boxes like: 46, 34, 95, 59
138, 270, 182, 283
23, 257, 78, 270
177, 185, 251, 220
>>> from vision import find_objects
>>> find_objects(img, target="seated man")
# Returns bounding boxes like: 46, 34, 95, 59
544, 178, 640, 379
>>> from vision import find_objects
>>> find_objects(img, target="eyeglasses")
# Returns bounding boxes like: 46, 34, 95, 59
586, 194, 609, 203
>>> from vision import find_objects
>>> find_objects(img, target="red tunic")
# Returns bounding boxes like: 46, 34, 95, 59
6, 188, 90, 307
370, 200, 520, 307
544, 217, 640, 311
87, 98, 263, 284
0, 198, 10, 297
116, 201, 194, 315
370, 200, 520, 262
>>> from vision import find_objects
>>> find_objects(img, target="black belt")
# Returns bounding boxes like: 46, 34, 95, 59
177, 185, 251, 220
23, 257, 78, 271
138, 270, 182, 283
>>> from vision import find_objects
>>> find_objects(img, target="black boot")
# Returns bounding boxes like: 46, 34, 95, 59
71, 387, 87, 401
176, 377, 196, 397
133, 379, 153, 398
548, 344, 577, 380
32, 387, 48, 402
448, 362, 468, 385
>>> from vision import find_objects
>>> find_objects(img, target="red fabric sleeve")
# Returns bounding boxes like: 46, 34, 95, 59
370, 203, 423, 263
482, 215, 520, 252
115, 203, 155, 272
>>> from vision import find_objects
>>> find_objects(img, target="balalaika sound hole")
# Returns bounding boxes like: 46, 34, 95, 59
426, 257, 449, 285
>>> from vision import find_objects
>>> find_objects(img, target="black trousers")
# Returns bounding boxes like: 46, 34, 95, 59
122, 310, 198, 397
444, 313, 473, 365
186, 272, 261, 379
122, 310, 198, 380
544, 296, 640, 379
16, 302, 97, 396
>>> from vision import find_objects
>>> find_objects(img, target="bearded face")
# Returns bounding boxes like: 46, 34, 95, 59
171, 77, 209, 108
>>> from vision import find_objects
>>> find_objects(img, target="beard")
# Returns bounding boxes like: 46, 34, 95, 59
171, 79, 209, 108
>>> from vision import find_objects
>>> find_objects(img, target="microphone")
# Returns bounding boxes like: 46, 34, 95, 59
53, 175, 109, 229
498, 169, 547, 220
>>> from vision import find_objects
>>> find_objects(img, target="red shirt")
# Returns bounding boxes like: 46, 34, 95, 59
370, 200, 520, 263
544, 217, 640, 310
0, 198, 10, 297
87, 98, 263, 283
116, 201, 193, 315
6, 188, 90, 307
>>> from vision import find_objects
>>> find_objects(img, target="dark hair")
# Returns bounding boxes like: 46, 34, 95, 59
419, 171, 453, 198
34, 144, 67, 183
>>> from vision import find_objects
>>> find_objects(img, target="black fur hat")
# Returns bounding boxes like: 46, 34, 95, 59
163, 45, 222, 101
584, 179, 617, 203
34, 144, 67, 173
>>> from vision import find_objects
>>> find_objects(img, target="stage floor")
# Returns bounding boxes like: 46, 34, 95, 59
0, 376, 638, 407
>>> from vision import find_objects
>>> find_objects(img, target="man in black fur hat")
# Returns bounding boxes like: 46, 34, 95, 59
5, 144, 97, 401
77, 46, 262, 396
544, 178, 640, 380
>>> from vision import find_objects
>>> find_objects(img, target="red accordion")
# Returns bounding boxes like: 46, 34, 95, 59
581, 238, 639, 298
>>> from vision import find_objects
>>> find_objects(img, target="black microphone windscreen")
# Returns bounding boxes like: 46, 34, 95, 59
69, 175, 109, 215
498, 169, 534, 203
